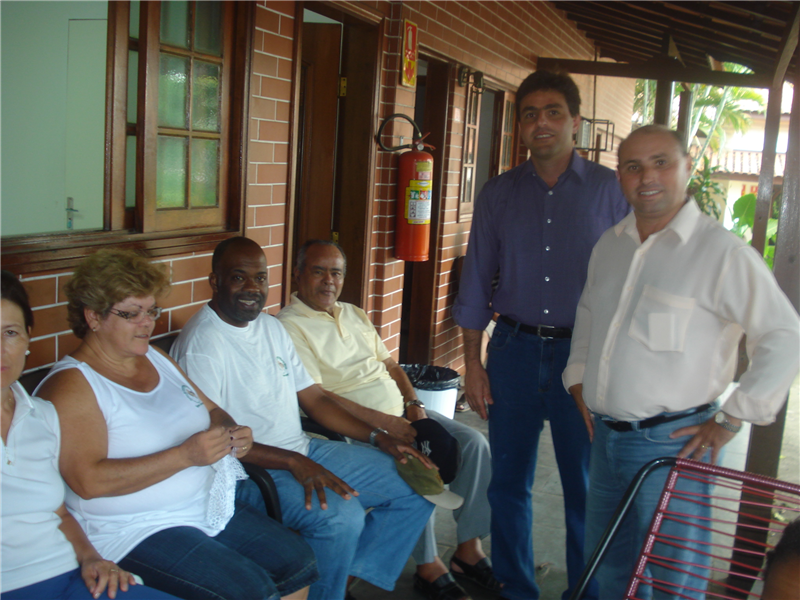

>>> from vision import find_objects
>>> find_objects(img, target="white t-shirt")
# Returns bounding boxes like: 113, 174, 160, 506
39, 349, 225, 562
1, 382, 79, 592
171, 305, 316, 456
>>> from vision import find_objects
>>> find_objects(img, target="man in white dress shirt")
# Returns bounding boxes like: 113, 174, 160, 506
563, 125, 800, 599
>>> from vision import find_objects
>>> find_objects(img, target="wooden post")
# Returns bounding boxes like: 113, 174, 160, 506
675, 89, 694, 152
652, 80, 674, 125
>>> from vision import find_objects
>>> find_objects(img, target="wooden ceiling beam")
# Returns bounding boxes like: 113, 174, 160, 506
716, 1, 794, 25
535, 57, 772, 87
557, 2, 667, 36
659, 2, 784, 39
564, 12, 663, 44
573, 2, 782, 59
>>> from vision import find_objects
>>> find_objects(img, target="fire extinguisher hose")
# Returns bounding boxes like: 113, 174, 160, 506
376, 113, 434, 152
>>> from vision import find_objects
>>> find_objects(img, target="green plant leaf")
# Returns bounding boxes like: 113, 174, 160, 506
732, 193, 757, 225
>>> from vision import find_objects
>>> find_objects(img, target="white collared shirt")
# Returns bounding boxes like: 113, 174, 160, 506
563, 200, 800, 423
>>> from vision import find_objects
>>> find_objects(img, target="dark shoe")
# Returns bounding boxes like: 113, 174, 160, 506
450, 556, 503, 593
413, 572, 471, 600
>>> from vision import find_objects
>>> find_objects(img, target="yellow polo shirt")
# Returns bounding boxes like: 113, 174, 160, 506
277, 293, 405, 417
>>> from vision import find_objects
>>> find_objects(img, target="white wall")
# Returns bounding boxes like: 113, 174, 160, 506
1, 1, 107, 236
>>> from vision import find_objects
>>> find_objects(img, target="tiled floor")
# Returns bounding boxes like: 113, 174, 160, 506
352, 378, 800, 600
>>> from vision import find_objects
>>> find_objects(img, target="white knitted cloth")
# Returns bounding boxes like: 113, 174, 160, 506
206, 454, 248, 529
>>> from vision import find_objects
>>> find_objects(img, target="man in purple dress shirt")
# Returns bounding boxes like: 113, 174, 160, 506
453, 70, 630, 600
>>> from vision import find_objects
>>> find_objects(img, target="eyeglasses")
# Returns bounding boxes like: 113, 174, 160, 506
108, 306, 163, 324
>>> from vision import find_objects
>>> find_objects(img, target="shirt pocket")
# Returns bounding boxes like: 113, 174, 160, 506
628, 285, 695, 352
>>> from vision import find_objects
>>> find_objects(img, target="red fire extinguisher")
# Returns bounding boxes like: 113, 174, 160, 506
377, 114, 435, 262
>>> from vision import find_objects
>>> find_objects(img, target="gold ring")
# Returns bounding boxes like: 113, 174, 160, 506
110, 569, 118, 573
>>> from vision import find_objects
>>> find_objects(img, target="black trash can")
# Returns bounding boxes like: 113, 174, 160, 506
400, 364, 461, 418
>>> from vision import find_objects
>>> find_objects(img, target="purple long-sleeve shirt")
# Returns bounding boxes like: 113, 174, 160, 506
453, 152, 630, 331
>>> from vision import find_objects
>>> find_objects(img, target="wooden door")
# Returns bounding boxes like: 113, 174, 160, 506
331, 21, 380, 307
294, 23, 341, 250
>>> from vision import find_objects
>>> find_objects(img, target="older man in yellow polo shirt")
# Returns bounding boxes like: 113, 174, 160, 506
277, 240, 498, 600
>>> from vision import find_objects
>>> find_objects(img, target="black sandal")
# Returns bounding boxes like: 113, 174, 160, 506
413, 572, 471, 600
450, 556, 503, 593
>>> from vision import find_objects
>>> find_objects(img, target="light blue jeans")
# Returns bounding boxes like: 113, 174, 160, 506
350, 410, 493, 566
268, 438, 434, 600
585, 404, 718, 600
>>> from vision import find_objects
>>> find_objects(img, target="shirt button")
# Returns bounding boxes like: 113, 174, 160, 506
547, 191, 553, 196
544, 276, 550, 282
547, 218, 552, 224
543, 309, 549, 314
545, 246, 551, 251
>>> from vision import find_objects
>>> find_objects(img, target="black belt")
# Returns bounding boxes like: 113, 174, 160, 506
600, 403, 714, 432
499, 315, 572, 339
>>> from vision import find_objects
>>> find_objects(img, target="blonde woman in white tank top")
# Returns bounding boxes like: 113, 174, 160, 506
36, 250, 317, 600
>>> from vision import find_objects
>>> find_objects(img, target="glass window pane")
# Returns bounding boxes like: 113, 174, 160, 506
466, 128, 475, 164
195, 1, 222, 56
468, 92, 479, 125
129, 0, 140, 39
126, 135, 137, 208
127, 50, 138, 124
462, 167, 473, 204
158, 54, 189, 129
190, 138, 219, 207
160, 0, 189, 48
192, 60, 220, 132
505, 100, 514, 132
156, 135, 187, 208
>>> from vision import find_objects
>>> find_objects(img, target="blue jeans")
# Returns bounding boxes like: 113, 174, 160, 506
269, 438, 434, 600
2, 568, 178, 600
118, 480, 319, 600
486, 319, 595, 600
350, 410, 492, 566
586, 405, 717, 600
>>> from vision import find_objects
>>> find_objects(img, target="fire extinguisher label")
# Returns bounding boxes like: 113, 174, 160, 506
415, 160, 433, 181
405, 180, 432, 224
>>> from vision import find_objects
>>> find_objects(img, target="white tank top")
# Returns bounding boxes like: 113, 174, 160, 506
42, 348, 226, 562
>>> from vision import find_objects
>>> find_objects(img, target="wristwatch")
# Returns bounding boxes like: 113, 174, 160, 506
369, 427, 389, 447
404, 399, 425, 410
714, 411, 742, 433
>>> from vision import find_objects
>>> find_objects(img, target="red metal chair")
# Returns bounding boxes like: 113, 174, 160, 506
570, 457, 800, 600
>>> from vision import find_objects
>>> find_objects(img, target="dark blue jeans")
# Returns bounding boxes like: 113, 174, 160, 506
118, 480, 318, 600
486, 318, 596, 600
